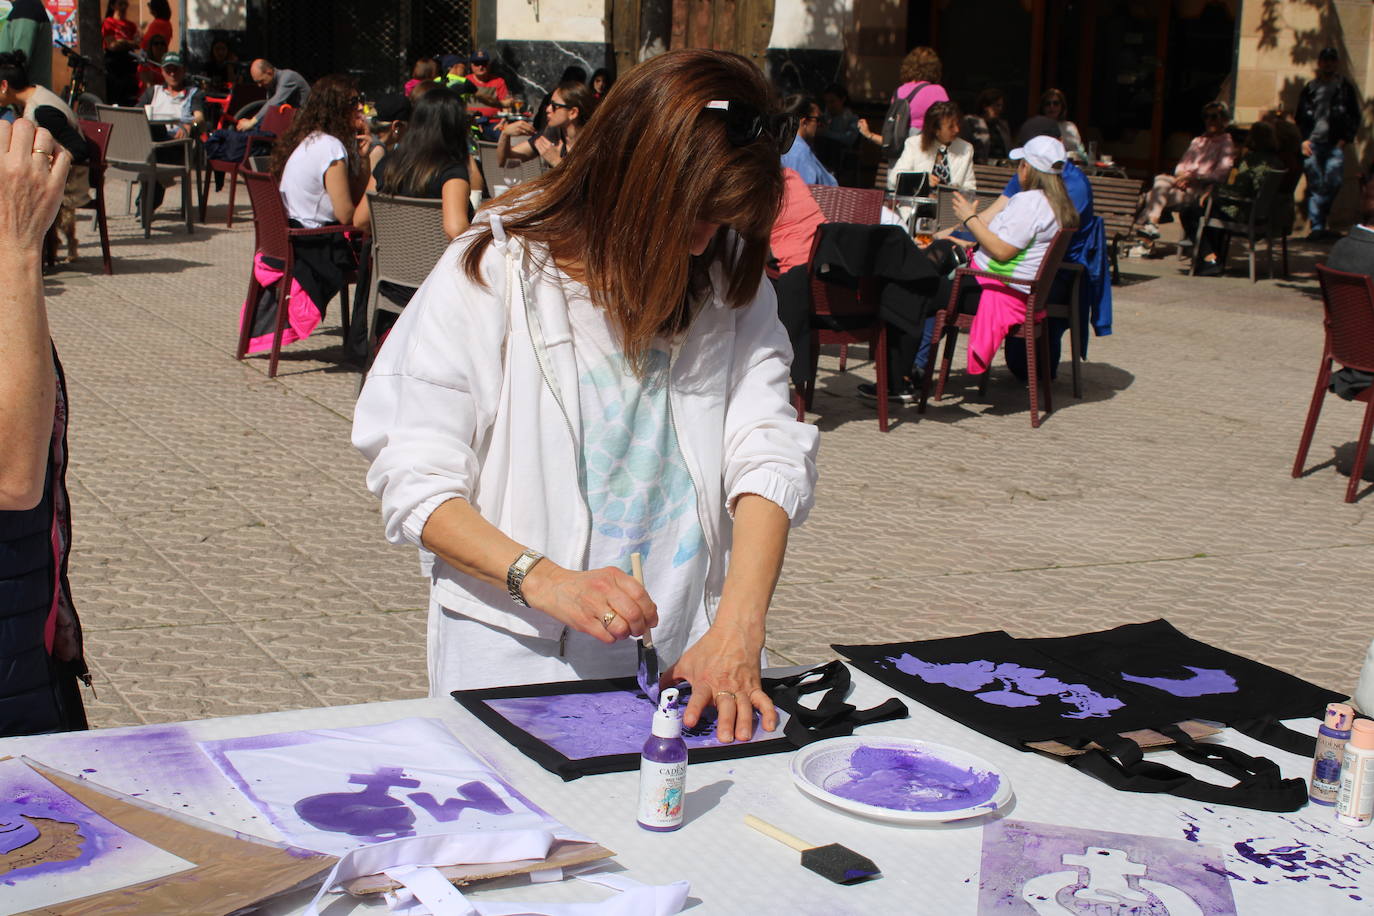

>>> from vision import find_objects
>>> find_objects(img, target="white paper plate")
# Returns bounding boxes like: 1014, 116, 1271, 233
791, 736, 1013, 824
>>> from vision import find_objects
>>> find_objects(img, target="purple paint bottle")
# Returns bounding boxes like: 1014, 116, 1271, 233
1310, 702, 1355, 806
637, 687, 686, 832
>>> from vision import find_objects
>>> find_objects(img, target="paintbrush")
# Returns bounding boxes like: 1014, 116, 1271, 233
744, 815, 881, 885
630, 551, 660, 704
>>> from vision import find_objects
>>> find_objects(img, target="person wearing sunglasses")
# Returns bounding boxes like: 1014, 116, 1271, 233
779, 94, 836, 187
498, 80, 594, 169
1134, 101, 1235, 242
354, 49, 817, 745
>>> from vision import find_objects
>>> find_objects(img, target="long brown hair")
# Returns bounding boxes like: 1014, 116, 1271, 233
270, 74, 364, 179
1019, 164, 1080, 231
462, 49, 784, 371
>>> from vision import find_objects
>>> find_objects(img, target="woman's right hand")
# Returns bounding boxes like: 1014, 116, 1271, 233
501, 119, 535, 137
0, 121, 70, 251
521, 562, 659, 643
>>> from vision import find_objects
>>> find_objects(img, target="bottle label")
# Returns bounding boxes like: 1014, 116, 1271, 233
1337, 750, 1374, 825
637, 758, 686, 828
1312, 749, 1344, 798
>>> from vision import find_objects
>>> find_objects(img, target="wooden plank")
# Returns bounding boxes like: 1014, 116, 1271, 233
714, 0, 736, 51
610, 0, 639, 79
690, 0, 713, 48
670, 0, 688, 50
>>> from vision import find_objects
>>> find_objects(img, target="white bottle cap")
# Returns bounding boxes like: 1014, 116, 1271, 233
652, 687, 683, 739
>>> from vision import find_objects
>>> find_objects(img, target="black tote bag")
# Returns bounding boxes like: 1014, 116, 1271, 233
836, 621, 1340, 811
453, 661, 908, 780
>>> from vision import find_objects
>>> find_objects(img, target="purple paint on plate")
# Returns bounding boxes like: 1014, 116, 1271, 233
978, 819, 1238, 915
887, 654, 1125, 720
1119, 666, 1238, 697
820, 745, 1000, 813
484, 689, 778, 760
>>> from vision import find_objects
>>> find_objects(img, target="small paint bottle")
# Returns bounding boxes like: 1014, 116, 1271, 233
1336, 719, 1374, 827
637, 686, 687, 832
1310, 702, 1355, 805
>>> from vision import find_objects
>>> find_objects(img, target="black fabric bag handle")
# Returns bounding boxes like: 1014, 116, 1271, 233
767, 661, 908, 746
1230, 715, 1320, 757
1069, 727, 1309, 812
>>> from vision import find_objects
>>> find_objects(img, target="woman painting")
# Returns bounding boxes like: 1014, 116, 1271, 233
353, 49, 819, 743
888, 100, 976, 191
239, 75, 371, 357
101, 0, 139, 106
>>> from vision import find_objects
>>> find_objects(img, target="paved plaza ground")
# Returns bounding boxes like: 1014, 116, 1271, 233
40, 186, 1374, 730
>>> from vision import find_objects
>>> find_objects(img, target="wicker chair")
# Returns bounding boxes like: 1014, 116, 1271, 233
475, 140, 546, 198
918, 227, 1075, 428
201, 105, 295, 228
95, 104, 199, 237
77, 119, 113, 275
1293, 264, 1374, 502
365, 191, 451, 356
238, 170, 357, 378
804, 185, 890, 430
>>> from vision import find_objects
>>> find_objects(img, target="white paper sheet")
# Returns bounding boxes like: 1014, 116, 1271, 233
0, 758, 195, 916
199, 718, 587, 856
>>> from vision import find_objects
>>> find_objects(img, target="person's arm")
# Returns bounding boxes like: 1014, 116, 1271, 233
952, 192, 1019, 262
496, 120, 537, 166
532, 133, 562, 168
0, 121, 70, 510
467, 151, 485, 195
440, 176, 470, 239
238, 77, 289, 130
323, 158, 362, 226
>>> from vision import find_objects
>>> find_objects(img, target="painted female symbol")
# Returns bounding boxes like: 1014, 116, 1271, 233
293, 767, 421, 841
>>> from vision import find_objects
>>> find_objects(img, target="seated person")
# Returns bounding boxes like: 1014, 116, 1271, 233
366, 93, 411, 171
1136, 101, 1236, 240
888, 100, 975, 192
498, 80, 592, 169
466, 49, 511, 123
861, 137, 1077, 402
963, 88, 1011, 162
433, 54, 472, 94
1192, 120, 1284, 276
202, 38, 238, 90
139, 53, 205, 140
240, 75, 370, 356
0, 50, 90, 262
780, 94, 835, 187
1040, 88, 1087, 162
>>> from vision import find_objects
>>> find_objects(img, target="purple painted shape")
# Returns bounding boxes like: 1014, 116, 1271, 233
1120, 666, 1239, 697
887, 654, 1126, 720
821, 745, 1000, 813
978, 818, 1238, 915
1183, 823, 1201, 843
293, 768, 420, 841
485, 688, 777, 760
407, 781, 512, 821
0, 806, 41, 854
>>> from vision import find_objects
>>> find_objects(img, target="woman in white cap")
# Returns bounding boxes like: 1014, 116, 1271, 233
862, 134, 1078, 402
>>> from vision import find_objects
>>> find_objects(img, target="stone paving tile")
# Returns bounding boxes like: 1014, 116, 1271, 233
32, 192, 1374, 730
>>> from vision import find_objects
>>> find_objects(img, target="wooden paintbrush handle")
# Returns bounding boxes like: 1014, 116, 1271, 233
629, 551, 654, 649
744, 814, 810, 852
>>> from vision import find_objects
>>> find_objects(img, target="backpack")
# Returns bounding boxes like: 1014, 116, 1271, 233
880, 81, 927, 160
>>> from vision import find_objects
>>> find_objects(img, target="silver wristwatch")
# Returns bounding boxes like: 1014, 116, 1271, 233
506, 549, 545, 607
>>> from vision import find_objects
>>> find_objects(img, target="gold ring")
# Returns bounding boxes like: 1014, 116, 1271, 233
715, 691, 736, 700
600, 611, 618, 629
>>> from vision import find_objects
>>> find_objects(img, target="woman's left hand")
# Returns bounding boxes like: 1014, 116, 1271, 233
951, 191, 977, 223
661, 623, 778, 744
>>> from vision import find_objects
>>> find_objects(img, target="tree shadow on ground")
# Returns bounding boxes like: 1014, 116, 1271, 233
806, 353, 1135, 432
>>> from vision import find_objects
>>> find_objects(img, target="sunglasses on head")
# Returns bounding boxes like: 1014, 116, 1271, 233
703, 100, 797, 153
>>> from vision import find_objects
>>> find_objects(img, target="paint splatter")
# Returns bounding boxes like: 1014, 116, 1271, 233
885, 654, 1125, 719
1183, 822, 1200, 843
819, 745, 1001, 813
1120, 665, 1238, 697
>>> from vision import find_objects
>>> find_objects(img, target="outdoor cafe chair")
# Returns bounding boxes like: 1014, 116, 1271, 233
1292, 264, 1374, 502
364, 191, 451, 359
804, 185, 890, 431
918, 227, 1075, 428
76, 119, 114, 275
201, 104, 295, 228
1188, 168, 1287, 283
95, 104, 200, 238
475, 140, 546, 199
238, 169, 358, 378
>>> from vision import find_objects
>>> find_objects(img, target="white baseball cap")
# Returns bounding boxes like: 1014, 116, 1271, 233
1009, 135, 1067, 174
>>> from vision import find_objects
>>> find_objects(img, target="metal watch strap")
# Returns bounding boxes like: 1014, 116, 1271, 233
506, 549, 545, 607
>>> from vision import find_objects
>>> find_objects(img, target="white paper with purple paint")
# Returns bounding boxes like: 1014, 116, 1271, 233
0, 757, 195, 916
978, 818, 1239, 915
198, 718, 589, 857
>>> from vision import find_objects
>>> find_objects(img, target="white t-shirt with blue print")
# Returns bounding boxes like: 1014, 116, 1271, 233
565, 282, 709, 668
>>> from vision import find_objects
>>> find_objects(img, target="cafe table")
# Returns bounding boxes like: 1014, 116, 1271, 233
2, 665, 1369, 914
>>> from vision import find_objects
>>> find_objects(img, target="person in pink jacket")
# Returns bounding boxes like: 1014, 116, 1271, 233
1136, 101, 1237, 240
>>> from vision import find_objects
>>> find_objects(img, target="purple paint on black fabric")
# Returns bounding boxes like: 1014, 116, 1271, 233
821, 745, 1000, 813
1119, 665, 1239, 697
484, 689, 778, 759
887, 654, 1125, 720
